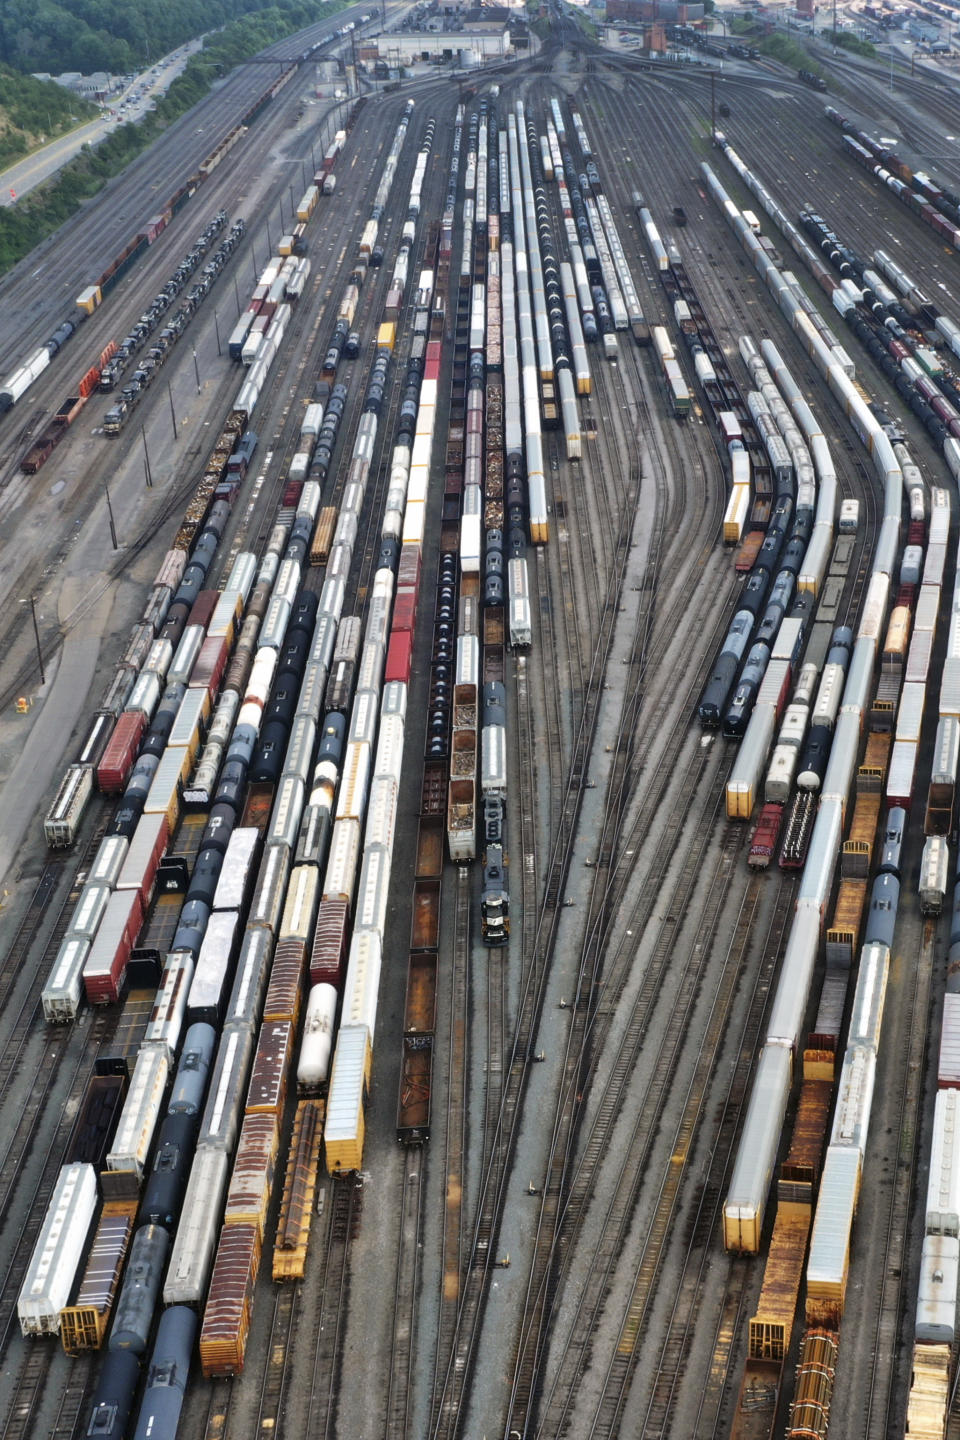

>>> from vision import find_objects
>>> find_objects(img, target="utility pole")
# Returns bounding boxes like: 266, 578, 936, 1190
710, 71, 716, 141
142, 425, 153, 487
104, 482, 118, 548
167, 382, 178, 442
28, 596, 44, 685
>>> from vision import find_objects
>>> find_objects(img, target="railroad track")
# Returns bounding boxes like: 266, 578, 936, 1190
201, 1177, 361, 1440
859, 918, 936, 1440
385, 1157, 425, 1437
429, 315, 668, 1437
430, 867, 471, 1422
0, 1010, 111, 1440
629, 876, 796, 1440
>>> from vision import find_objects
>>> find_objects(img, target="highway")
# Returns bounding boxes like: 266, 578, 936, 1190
0, 39, 205, 209
0, 7, 958, 1439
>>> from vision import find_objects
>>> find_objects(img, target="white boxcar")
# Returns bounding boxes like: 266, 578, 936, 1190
928, 1090, 960, 1238
342, 929, 383, 1040
325, 1024, 371, 1174
162, 1146, 229, 1306
374, 714, 405, 784
895, 683, 926, 744
845, 941, 889, 1051
199, 1026, 254, 1152
18, 1163, 97, 1335
223, 928, 273, 1034
188, 911, 240, 1026
322, 818, 362, 904
723, 1041, 791, 1251
829, 1045, 876, 1161
68, 883, 111, 943
169, 687, 210, 754
42, 937, 91, 1023
106, 1048, 169, 1180
169, 625, 205, 687
806, 1144, 861, 1324
269, 776, 305, 852
764, 744, 798, 806
213, 828, 260, 913
116, 811, 168, 899
141, 952, 194, 1064
279, 863, 319, 942
364, 776, 398, 852
354, 845, 391, 938
916, 1234, 960, 1344
336, 741, 371, 823
86, 835, 130, 890
248, 842, 292, 933
481, 725, 507, 798
920, 836, 950, 916
508, 559, 532, 648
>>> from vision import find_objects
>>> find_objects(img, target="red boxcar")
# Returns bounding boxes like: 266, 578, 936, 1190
189, 590, 220, 631
392, 589, 417, 635
190, 635, 228, 696
384, 630, 413, 686
397, 544, 421, 590
96, 711, 147, 793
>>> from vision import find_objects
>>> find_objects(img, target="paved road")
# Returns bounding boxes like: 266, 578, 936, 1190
0, 41, 204, 207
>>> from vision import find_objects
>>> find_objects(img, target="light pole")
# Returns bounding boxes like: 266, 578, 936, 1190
167, 382, 178, 443
142, 425, 153, 487
25, 596, 45, 684
104, 482, 118, 548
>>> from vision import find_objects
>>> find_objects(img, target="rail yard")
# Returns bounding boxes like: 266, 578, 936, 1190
5, 3, 960, 1437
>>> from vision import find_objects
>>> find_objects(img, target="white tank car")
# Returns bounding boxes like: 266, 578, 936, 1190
297, 984, 338, 1092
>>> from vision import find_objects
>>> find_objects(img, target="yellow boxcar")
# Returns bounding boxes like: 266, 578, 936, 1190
377, 321, 396, 351
76, 285, 102, 314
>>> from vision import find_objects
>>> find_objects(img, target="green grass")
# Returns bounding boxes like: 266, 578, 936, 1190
821, 29, 876, 57
756, 32, 819, 71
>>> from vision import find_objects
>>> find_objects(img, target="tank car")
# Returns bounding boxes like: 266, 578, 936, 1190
140, 1114, 200, 1228
85, 1350, 141, 1440
168, 1023, 216, 1115
109, 1225, 170, 1354
864, 873, 900, 949
877, 807, 906, 878
132, 1307, 195, 1440
796, 723, 833, 790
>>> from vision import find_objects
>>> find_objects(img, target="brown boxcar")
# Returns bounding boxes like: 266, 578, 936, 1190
199, 1222, 261, 1376
246, 1022, 293, 1116
263, 938, 307, 1024
224, 1114, 278, 1239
